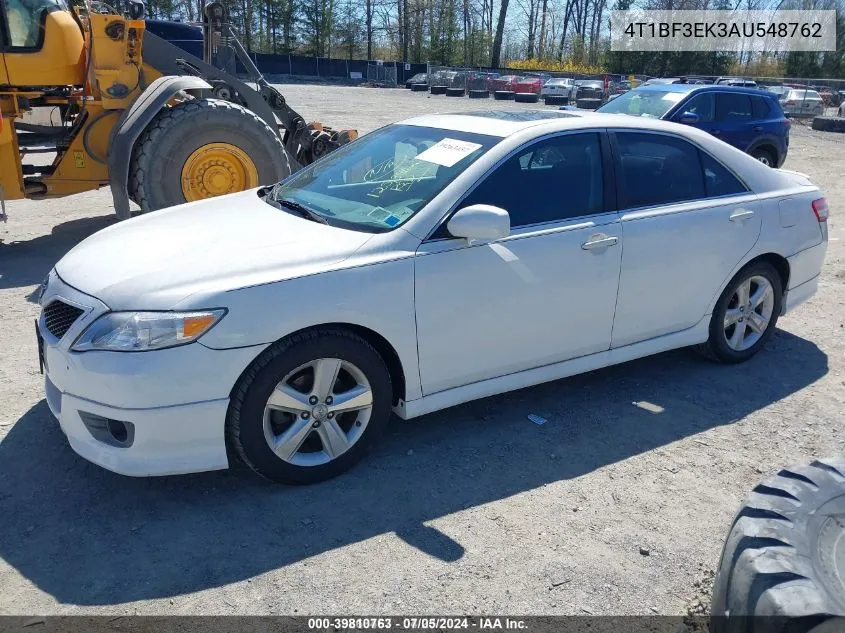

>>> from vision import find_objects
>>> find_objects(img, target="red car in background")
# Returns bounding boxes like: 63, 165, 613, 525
512, 74, 550, 102
489, 75, 521, 99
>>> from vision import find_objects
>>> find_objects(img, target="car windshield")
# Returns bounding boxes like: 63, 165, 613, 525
596, 89, 686, 118
267, 125, 499, 232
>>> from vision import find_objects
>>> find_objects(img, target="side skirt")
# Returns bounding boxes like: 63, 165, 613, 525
394, 318, 711, 420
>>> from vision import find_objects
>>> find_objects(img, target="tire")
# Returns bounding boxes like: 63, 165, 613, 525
469, 89, 489, 99
812, 116, 845, 133
410, 83, 428, 92
227, 329, 393, 484
711, 458, 845, 632
445, 87, 465, 97
494, 91, 514, 100
697, 261, 783, 364
575, 97, 602, 110
544, 95, 564, 105
129, 98, 291, 212
514, 93, 538, 103
750, 147, 777, 167
430, 85, 447, 95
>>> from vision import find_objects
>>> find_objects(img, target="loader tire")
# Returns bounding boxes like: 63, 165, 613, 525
129, 98, 291, 212
711, 458, 845, 633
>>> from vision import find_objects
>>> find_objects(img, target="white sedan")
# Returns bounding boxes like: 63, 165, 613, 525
37, 111, 829, 484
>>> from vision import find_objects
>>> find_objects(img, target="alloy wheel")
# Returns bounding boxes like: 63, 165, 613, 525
263, 358, 373, 467
723, 275, 775, 351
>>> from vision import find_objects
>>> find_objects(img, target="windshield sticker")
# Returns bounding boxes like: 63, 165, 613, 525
415, 139, 482, 167
384, 215, 401, 227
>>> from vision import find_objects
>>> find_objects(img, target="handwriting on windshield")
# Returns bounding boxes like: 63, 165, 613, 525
364, 157, 437, 199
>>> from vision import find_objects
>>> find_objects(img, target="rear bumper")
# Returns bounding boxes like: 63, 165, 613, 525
783, 240, 827, 314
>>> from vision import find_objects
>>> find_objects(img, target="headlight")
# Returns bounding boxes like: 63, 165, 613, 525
72, 310, 226, 352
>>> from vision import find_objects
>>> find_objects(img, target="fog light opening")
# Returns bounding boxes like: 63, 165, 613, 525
107, 419, 129, 443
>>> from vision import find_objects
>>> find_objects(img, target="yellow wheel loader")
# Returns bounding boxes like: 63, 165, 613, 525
0, 0, 355, 221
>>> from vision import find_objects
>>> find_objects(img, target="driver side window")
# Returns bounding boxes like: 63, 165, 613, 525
458, 132, 605, 229
681, 93, 715, 123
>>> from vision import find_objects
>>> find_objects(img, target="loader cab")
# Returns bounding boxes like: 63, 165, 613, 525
0, 0, 85, 85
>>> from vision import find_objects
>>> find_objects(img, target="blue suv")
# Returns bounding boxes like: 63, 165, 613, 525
595, 84, 790, 167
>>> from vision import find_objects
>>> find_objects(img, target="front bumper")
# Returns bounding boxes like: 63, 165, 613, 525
38, 273, 267, 477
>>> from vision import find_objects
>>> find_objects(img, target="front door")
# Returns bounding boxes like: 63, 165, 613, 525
414, 131, 623, 395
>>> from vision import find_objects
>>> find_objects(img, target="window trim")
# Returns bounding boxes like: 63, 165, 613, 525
676, 91, 715, 124
607, 129, 751, 213
424, 128, 616, 242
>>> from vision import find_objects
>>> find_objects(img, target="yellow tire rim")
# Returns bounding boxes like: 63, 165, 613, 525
181, 143, 259, 202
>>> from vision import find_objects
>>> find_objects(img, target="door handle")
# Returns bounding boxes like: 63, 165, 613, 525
581, 234, 619, 250
729, 209, 755, 222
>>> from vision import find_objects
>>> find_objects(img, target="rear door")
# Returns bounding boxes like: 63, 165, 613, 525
714, 92, 756, 151
609, 131, 763, 348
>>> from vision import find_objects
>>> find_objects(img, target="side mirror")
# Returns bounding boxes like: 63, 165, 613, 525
677, 111, 700, 124
447, 204, 510, 242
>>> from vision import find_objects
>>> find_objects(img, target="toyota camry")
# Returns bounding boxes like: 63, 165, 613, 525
37, 110, 828, 484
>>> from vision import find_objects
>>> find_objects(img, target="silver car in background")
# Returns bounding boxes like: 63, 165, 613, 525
781, 89, 825, 117
541, 78, 575, 103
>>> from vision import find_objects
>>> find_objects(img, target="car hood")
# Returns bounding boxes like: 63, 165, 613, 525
56, 190, 374, 310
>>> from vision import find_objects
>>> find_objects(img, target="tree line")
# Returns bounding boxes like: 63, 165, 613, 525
139, 0, 845, 79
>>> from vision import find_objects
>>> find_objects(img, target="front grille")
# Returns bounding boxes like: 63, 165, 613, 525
43, 300, 84, 339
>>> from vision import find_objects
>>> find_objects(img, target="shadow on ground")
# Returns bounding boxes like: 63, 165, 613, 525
0, 216, 115, 295
0, 330, 827, 605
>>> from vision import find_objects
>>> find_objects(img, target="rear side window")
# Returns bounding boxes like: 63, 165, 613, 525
615, 133, 705, 208
716, 93, 753, 121
700, 153, 747, 197
751, 96, 771, 119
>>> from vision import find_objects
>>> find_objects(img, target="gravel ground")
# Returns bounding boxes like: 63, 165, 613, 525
1, 85, 843, 617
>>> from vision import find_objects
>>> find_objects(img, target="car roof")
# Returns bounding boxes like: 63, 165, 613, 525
635, 84, 774, 97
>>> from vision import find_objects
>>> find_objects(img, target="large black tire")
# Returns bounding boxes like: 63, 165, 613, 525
410, 82, 428, 92
430, 85, 447, 95
227, 329, 393, 485
543, 95, 566, 106
514, 93, 539, 103
812, 116, 845, 133
468, 89, 489, 99
446, 87, 465, 97
697, 261, 783, 364
711, 458, 845, 632
128, 98, 291, 212
494, 91, 514, 100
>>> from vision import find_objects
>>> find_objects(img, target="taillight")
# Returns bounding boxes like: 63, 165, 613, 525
812, 198, 829, 222
784, 118, 791, 128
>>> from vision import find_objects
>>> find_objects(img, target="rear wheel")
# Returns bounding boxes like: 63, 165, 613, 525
698, 261, 782, 364
129, 98, 291, 212
227, 329, 393, 484
751, 147, 776, 167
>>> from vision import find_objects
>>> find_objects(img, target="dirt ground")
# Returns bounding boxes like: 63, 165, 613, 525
0, 84, 843, 617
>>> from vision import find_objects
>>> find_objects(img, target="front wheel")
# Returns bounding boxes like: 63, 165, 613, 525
227, 329, 393, 484
698, 261, 783, 364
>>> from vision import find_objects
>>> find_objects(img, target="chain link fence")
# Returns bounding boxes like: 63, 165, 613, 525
366, 62, 398, 86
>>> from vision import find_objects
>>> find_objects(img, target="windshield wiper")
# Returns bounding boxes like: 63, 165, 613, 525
276, 198, 329, 225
